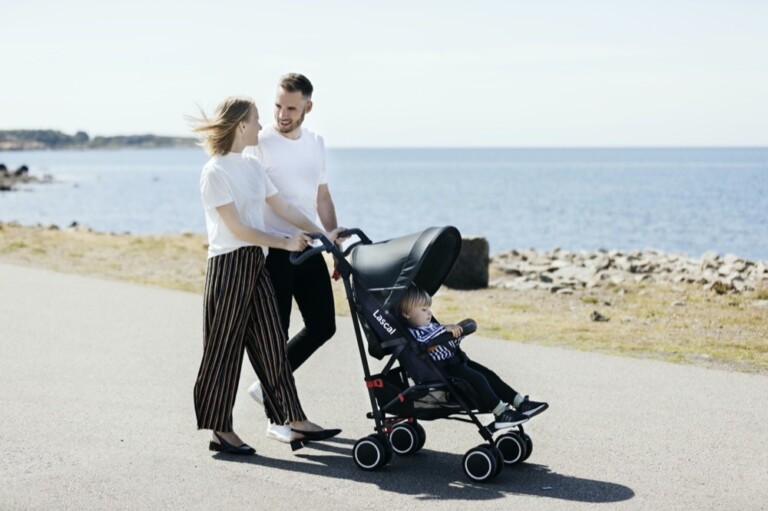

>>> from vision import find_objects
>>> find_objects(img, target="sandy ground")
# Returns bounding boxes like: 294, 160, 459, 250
1, 262, 767, 510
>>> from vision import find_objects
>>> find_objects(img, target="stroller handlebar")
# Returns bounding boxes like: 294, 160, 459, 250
458, 318, 477, 335
289, 228, 371, 265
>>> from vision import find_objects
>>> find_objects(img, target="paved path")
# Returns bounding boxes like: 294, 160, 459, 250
1, 262, 767, 510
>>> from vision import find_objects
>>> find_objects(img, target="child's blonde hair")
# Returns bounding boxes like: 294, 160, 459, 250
188, 96, 255, 156
398, 286, 431, 317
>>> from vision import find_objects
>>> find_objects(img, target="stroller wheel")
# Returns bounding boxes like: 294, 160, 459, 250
462, 445, 499, 483
389, 422, 419, 456
496, 432, 527, 465
353, 434, 389, 471
522, 433, 533, 461
413, 421, 426, 452
485, 445, 504, 476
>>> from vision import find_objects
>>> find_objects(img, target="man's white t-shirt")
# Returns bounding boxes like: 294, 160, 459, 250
244, 125, 327, 238
200, 152, 277, 258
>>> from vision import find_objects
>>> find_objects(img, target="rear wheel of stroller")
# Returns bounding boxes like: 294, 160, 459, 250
389, 422, 419, 456
522, 433, 533, 461
496, 432, 527, 465
413, 422, 426, 452
462, 445, 499, 483
353, 434, 389, 470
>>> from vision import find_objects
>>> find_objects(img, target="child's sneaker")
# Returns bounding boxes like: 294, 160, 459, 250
492, 409, 529, 430
517, 396, 548, 418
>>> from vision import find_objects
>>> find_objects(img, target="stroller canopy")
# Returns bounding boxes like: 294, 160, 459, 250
348, 226, 462, 309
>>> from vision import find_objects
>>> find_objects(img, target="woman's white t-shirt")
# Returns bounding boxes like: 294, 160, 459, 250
200, 152, 277, 258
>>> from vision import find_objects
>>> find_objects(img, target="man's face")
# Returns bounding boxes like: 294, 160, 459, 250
274, 88, 312, 135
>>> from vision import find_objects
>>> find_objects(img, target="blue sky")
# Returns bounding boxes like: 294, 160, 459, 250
2, 0, 767, 147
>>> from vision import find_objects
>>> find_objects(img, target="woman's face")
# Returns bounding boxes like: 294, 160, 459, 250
241, 106, 262, 146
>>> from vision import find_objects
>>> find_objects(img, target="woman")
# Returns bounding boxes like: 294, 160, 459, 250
190, 96, 343, 454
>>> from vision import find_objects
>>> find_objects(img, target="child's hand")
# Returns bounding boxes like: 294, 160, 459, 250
445, 324, 463, 338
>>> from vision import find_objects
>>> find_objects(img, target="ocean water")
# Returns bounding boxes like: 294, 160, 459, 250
1, 147, 766, 260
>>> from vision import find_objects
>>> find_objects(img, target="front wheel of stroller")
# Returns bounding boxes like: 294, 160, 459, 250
496, 432, 527, 465
353, 435, 389, 471
522, 433, 533, 461
462, 445, 499, 483
389, 422, 419, 456
413, 421, 426, 452
482, 444, 504, 477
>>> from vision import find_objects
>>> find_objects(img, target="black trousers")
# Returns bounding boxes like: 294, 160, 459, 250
442, 354, 519, 412
265, 248, 336, 371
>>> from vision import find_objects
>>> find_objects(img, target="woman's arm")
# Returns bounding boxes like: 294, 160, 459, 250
216, 202, 310, 251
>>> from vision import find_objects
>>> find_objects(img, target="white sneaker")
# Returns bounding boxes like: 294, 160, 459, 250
248, 381, 263, 407
266, 421, 293, 443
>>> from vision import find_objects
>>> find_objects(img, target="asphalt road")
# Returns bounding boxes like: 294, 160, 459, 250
1, 262, 766, 510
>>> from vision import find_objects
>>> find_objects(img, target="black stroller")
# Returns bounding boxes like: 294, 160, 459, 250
290, 226, 533, 482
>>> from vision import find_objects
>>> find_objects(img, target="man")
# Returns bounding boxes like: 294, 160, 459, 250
245, 73, 342, 442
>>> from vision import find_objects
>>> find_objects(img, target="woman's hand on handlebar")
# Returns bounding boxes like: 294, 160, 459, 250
284, 232, 312, 252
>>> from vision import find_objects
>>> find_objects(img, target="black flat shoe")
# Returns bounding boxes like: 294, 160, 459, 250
210, 432, 256, 455
290, 428, 342, 441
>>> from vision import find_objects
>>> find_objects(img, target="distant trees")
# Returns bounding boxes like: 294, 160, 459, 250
73, 131, 90, 144
0, 130, 195, 150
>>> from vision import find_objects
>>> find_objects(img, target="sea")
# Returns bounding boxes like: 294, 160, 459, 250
1, 147, 767, 261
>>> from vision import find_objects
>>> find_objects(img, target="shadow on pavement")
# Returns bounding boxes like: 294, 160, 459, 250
213, 437, 634, 503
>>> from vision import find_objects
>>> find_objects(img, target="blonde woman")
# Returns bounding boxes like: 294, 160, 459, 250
191, 96, 343, 454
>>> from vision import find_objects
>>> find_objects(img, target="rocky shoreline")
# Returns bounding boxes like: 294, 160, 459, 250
0, 164, 52, 191
491, 247, 768, 294
2, 221, 765, 297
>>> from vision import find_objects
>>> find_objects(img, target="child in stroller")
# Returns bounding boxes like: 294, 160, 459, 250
398, 285, 548, 430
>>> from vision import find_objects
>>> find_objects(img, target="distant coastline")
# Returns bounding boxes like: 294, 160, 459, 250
0, 130, 196, 151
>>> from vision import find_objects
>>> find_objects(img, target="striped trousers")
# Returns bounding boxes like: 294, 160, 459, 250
194, 246, 306, 432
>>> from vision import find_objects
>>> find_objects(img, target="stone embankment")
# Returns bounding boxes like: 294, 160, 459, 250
491, 248, 768, 294
0, 164, 52, 191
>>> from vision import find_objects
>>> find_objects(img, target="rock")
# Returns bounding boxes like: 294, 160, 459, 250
700, 251, 720, 270
445, 236, 489, 290
672, 301, 686, 307
591, 310, 610, 322
707, 281, 733, 295
732, 278, 747, 292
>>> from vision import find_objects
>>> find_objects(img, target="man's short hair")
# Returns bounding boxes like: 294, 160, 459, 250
279, 73, 313, 99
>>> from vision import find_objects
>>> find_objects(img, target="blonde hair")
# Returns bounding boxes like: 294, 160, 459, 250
188, 96, 255, 156
398, 286, 432, 317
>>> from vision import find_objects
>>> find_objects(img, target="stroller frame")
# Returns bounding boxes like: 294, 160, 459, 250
291, 227, 531, 482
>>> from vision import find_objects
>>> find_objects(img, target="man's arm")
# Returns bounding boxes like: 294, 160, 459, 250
316, 184, 338, 232
266, 193, 345, 243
